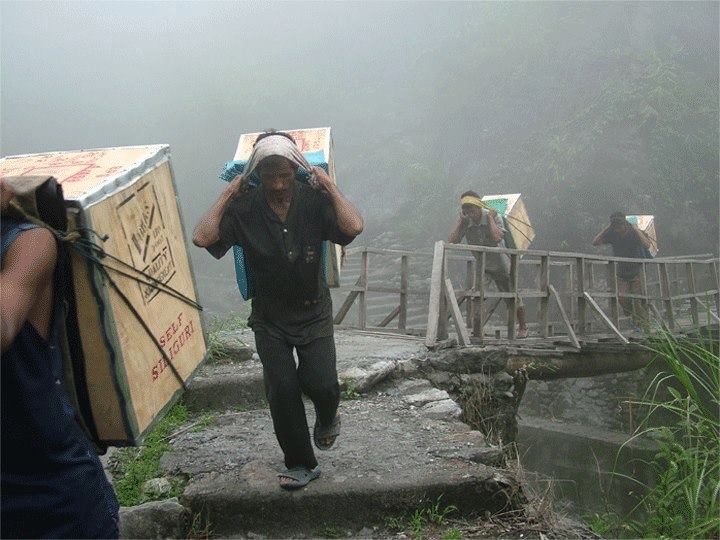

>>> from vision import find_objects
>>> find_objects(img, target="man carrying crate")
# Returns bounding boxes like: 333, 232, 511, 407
0, 179, 119, 538
194, 131, 363, 490
448, 190, 529, 338
592, 211, 653, 327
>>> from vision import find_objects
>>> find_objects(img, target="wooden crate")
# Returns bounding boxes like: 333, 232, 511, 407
0, 145, 207, 445
627, 214, 658, 256
481, 193, 535, 250
231, 127, 341, 289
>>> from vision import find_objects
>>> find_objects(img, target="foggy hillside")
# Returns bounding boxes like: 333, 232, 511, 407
2, 1, 718, 312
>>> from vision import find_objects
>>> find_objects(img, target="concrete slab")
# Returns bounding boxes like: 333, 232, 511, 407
160, 395, 517, 537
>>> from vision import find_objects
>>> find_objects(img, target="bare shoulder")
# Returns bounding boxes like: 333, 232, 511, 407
3, 227, 57, 277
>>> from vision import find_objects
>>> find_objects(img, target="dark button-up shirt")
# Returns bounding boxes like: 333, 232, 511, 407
209, 181, 355, 344
600, 228, 645, 280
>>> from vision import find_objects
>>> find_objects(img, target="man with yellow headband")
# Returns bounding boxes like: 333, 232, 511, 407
448, 190, 528, 338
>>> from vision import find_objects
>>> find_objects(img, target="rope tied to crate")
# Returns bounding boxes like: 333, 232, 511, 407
9, 201, 198, 391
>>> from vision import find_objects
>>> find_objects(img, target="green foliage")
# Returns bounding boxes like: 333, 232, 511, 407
441, 528, 463, 540
340, 378, 361, 400
111, 404, 189, 506
607, 332, 720, 538
385, 515, 405, 532
319, 525, 342, 538
384, 496, 459, 539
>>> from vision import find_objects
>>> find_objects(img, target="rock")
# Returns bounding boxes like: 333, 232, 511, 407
393, 378, 432, 396
357, 526, 374, 537
251, 353, 260, 362
420, 399, 462, 419
353, 361, 396, 393
403, 388, 450, 407
430, 348, 507, 374
141, 477, 172, 498
339, 367, 369, 382
119, 498, 189, 539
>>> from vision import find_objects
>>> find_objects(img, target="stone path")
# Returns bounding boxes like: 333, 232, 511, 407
121, 329, 519, 538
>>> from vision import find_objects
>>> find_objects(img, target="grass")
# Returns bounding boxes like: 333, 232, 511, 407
441, 528, 463, 540
384, 496, 458, 539
340, 377, 361, 400
191, 412, 218, 433
590, 330, 719, 538
111, 403, 190, 506
206, 312, 249, 363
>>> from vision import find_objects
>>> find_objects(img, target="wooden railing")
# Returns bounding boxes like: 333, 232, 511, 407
425, 241, 720, 348
333, 247, 431, 335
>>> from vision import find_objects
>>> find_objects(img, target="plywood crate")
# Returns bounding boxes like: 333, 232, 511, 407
0, 145, 207, 445
627, 214, 658, 256
225, 127, 341, 299
481, 193, 535, 250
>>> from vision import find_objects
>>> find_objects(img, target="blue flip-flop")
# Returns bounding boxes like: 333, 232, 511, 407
278, 466, 321, 490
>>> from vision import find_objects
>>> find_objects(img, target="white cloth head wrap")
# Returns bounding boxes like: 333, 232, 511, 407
242, 134, 319, 188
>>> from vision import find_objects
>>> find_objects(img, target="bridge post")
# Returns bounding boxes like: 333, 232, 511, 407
713, 261, 720, 319
473, 252, 486, 342
576, 258, 586, 335
539, 255, 549, 338
607, 261, 620, 328
508, 254, 519, 340
399, 255, 408, 331
686, 262, 699, 328
659, 263, 676, 330
425, 241, 448, 347
358, 249, 368, 330
465, 259, 475, 327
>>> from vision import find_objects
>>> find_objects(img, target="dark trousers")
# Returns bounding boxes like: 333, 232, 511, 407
254, 332, 340, 470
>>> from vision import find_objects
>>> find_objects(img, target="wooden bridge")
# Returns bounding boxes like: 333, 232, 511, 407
332, 243, 719, 370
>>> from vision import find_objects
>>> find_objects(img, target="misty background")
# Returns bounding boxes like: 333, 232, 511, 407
2, 1, 718, 314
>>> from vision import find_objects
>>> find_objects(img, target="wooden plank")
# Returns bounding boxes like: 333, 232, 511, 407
607, 261, 620, 329
695, 298, 720, 324
713, 261, 720, 319
539, 255, 549, 338
358, 250, 369, 330
483, 298, 503, 326
377, 305, 401, 328
686, 262, 699, 328
399, 255, 408, 330
659, 263, 675, 330
508, 253, 518, 340
472, 252, 486, 341
583, 292, 629, 344
465, 259, 474, 326
548, 284, 581, 349
333, 277, 362, 324
445, 279, 471, 346
576, 258, 586, 334
425, 241, 446, 347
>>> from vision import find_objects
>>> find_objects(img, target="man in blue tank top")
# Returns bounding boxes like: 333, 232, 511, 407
1, 179, 119, 538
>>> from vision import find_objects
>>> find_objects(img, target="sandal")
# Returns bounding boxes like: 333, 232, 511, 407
313, 414, 341, 450
278, 466, 321, 490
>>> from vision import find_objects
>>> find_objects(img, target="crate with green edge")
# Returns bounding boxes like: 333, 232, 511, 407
0, 145, 207, 446
481, 193, 535, 250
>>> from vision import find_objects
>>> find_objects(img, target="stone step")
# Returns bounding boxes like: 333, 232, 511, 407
184, 329, 429, 413
160, 396, 516, 537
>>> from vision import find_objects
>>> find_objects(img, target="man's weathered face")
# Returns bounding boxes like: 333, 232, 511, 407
258, 156, 295, 197
461, 204, 482, 222
610, 219, 629, 235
